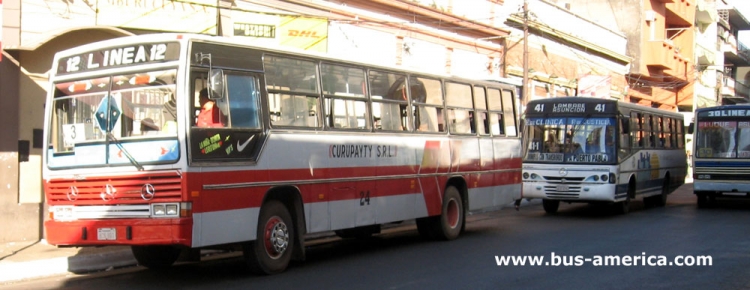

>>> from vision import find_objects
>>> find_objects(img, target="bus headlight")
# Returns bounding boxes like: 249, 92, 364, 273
151, 203, 180, 218
697, 174, 711, 180
523, 172, 530, 179
601, 174, 609, 182
166, 204, 178, 215
609, 173, 616, 184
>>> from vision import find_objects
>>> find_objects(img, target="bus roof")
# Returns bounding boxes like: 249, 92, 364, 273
52, 33, 516, 89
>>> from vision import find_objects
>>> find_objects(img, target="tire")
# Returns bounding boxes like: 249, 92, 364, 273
131, 245, 181, 270
542, 199, 560, 214
615, 194, 630, 215
434, 186, 464, 240
244, 200, 294, 275
654, 178, 669, 207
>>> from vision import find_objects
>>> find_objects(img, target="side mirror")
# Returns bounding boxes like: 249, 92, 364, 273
208, 69, 225, 100
687, 122, 694, 134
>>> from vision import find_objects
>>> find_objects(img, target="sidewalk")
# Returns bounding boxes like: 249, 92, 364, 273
0, 240, 136, 284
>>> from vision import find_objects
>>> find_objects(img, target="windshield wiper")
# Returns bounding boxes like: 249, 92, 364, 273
107, 133, 144, 171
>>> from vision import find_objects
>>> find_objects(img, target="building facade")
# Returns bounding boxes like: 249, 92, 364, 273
717, 0, 750, 105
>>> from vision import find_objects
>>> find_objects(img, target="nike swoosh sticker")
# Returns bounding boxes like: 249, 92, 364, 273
237, 135, 255, 152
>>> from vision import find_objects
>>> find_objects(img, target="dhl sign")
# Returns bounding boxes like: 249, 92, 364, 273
279, 16, 327, 52
231, 13, 328, 52
287, 30, 321, 38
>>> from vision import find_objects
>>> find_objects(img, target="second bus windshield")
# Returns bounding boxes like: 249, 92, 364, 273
695, 121, 750, 158
524, 117, 616, 164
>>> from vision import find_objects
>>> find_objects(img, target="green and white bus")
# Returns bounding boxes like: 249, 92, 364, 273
521, 97, 687, 214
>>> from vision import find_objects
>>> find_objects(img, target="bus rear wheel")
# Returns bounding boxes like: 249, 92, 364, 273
131, 245, 181, 270
416, 186, 464, 240
542, 199, 560, 214
436, 186, 464, 240
244, 200, 294, 275
654, 178, 669, 207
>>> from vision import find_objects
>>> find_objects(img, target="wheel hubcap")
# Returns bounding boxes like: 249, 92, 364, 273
263, 216, 289, 259
446, 199, 459, 228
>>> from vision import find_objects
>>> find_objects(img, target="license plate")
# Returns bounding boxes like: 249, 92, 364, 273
97, 228, 116, 240
556, 184, 569, 191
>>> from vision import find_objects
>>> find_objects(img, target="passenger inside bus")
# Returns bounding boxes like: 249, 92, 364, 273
196, 88, 225, 128
140, 118, 160, 135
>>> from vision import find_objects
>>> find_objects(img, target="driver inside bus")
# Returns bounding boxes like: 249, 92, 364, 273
545, 133, 561, 153
196, 88, 225, 128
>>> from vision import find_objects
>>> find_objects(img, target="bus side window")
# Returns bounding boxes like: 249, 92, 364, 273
225, 74, 261, 129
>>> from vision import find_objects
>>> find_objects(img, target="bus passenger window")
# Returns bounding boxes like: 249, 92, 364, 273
225, 74, 261, 129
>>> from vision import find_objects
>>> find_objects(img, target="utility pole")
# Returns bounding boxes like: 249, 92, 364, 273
521, 0, 530, 107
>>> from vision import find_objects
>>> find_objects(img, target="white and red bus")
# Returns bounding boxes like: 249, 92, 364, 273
43, 34, 522, 274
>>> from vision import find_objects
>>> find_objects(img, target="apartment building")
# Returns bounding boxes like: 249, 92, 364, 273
716, 0, 750, 105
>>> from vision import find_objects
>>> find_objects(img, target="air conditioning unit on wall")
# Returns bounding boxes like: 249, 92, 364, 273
645, 10, 656, 22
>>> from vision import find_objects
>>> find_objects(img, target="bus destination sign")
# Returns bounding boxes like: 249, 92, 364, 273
699, 108, 750, 118
528, 100, 616, 115
57, 42, 181, 75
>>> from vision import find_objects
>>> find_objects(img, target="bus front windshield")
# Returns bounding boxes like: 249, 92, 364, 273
695, 121, 750, 158
524, 117, 616, 164
47, 69, 179, 168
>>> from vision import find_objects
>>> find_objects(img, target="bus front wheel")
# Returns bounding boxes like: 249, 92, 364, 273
615, 195, 630, 214
542, 199, 560, 214
244, 200, 294, 275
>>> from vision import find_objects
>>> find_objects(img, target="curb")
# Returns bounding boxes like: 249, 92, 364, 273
0, 248, 136, 284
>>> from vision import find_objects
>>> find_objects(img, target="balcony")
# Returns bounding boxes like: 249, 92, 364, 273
645, 40, 689, 79
722, 35, 750, 66
696, 0, 717, 24
665, 0, 695, 27
721, 76, 750, 103
696, 42, 716, 66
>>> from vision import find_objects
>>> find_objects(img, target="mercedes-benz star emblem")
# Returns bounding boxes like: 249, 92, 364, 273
67, 186, 79, 201
141, 184, 156, 200
559, 168, 568, 177
100, 184, 116, 201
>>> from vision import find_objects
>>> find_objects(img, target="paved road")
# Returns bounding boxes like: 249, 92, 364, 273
4, 181, 750, 290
